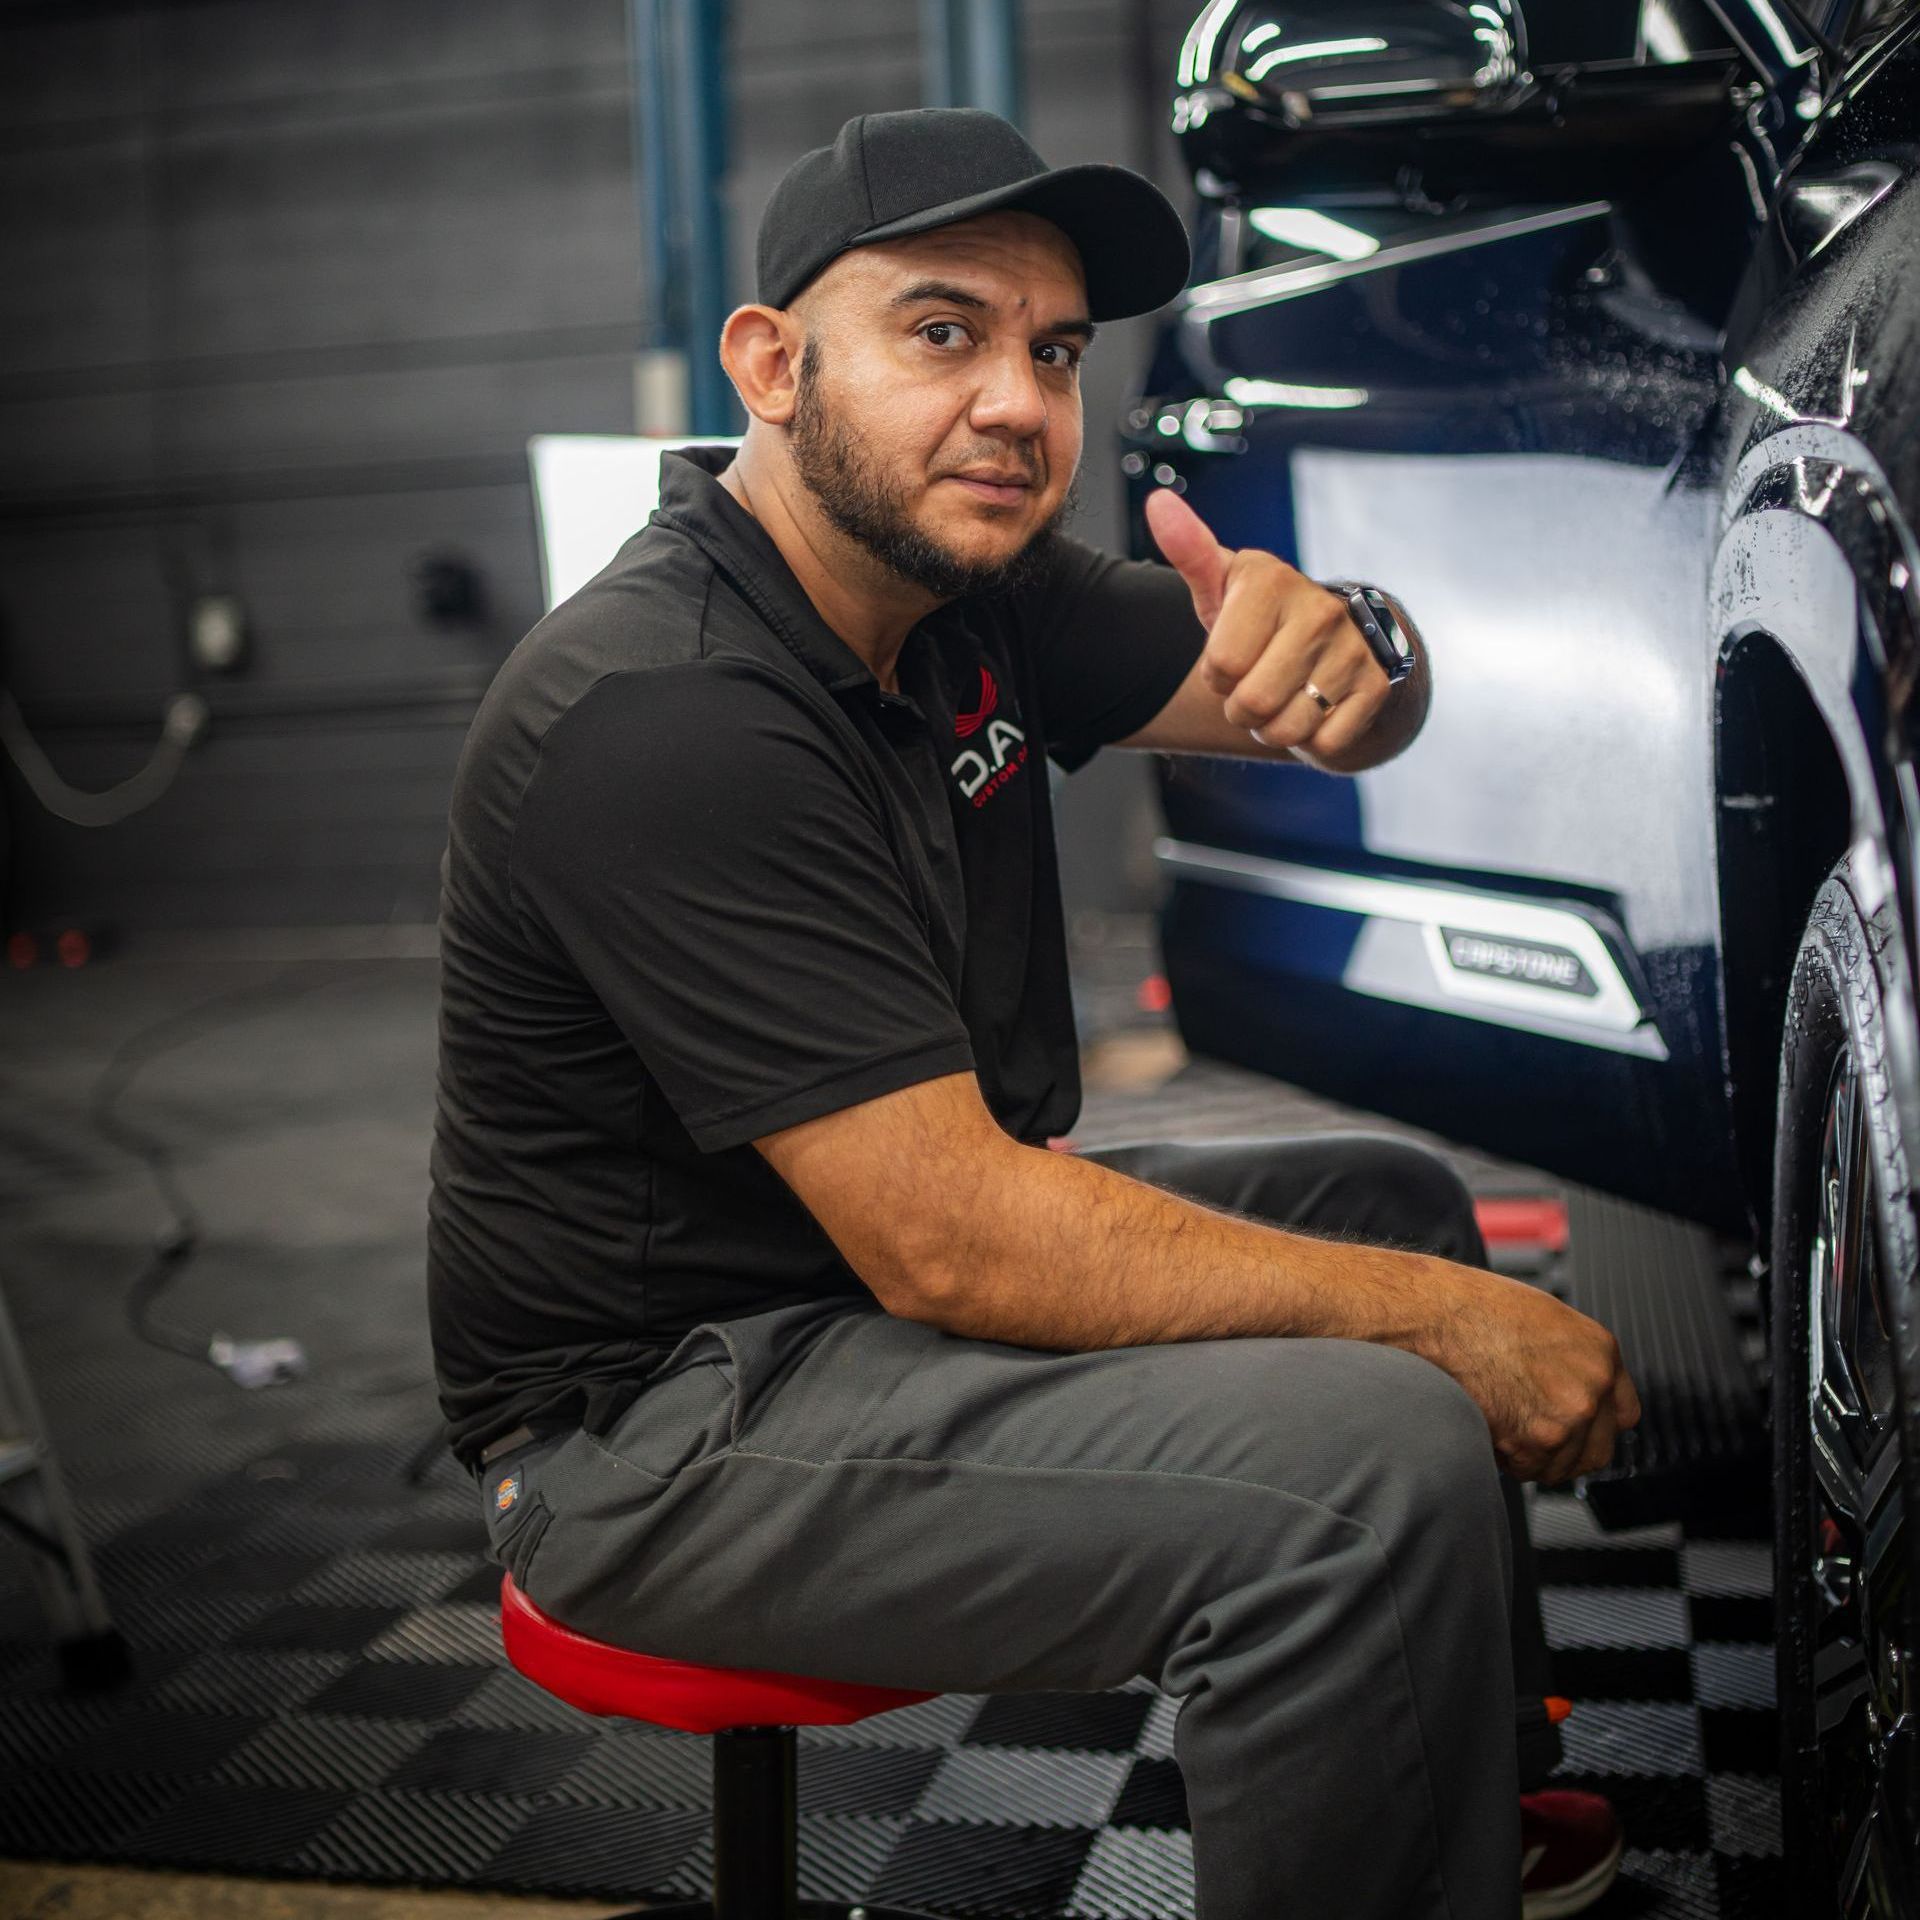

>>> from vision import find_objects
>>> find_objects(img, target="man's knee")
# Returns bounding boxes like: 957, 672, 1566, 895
1341, 1344, 1512, 1613
1369, 1341, 1501, 1515
1279, 1341, 1506, 1586
1218, 1335, 1500, 1525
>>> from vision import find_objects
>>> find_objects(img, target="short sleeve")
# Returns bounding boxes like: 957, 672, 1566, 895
509, 662, 976, 1153
1018, 534, 1207, 773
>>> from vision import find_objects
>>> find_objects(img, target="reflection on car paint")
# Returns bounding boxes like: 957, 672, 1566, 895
1135, 0, 1920, 1237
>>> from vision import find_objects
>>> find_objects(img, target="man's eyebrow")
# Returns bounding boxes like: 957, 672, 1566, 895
889, 278, 990, 315
888, 278, 1099, 344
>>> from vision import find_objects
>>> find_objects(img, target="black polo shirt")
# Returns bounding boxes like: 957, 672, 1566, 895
427, 443, 1204, 1467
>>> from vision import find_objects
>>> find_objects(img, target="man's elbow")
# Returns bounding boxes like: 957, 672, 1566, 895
871, 1261, 955, 1327
865, 1208, 984, 1327
749, 1069, 1010, 1332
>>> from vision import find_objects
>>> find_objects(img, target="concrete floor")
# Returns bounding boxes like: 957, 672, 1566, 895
0, 1859, 628, 1919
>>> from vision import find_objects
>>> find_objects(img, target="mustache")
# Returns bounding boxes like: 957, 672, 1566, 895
937, 453, 1044, 485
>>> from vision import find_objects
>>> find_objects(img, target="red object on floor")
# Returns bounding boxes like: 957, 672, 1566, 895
498, 1571, 937, 1735
1520, 1787, 1624, 1917
1136, 972, 1172, 1013
1474, 1195, 1570, 1254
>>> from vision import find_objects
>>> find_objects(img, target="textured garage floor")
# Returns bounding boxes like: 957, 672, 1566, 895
0, 931, 1778, 1917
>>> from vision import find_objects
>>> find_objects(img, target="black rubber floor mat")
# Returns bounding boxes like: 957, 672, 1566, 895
0, 959, 1783, 1915
0, 1361, 1783, 1916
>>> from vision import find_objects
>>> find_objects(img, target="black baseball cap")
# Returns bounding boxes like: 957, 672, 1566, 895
754, 107, 1191, 323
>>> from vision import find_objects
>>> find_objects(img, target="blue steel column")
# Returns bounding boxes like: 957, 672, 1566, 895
680, 0, 734, 433
629, 0, 678, 399
628, 0, 738, 434
920, 0, 1025, 129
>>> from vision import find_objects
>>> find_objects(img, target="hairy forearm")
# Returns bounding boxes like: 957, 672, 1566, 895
769, 1068, 1635, 1482
902, 1138, 1474, 1360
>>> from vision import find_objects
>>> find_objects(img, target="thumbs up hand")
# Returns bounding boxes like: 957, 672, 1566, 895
1144, 487, 1399, 757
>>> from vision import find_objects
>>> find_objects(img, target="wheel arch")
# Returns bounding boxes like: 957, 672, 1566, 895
1709, 415, 1920, 1266
1713, 628, 1852, 1259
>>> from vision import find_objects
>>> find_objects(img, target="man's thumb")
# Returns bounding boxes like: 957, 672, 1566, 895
1145, 487, 1232, 628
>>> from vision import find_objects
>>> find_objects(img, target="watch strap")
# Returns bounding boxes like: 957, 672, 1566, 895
1334, 582, 1416, 685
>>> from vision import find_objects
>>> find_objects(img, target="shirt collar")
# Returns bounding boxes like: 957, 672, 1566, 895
651, 443, 886, 698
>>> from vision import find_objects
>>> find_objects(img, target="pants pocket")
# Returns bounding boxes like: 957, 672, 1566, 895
597, 1348, 739, 1481
500, 1497, 554, 1591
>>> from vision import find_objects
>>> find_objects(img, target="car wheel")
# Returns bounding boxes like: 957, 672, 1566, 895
1774, 850, 1920, 1916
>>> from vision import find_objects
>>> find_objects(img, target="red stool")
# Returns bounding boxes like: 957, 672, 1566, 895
499, 1572, 952, 1918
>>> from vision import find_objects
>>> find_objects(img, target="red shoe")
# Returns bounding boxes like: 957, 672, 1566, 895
1520, 1789, 1624, 1918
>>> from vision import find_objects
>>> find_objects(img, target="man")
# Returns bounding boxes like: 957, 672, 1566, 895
428, 107, 1640, 1919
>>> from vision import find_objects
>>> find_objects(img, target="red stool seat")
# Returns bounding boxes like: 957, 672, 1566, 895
497, 1572, 952, 1916
500, 1571, 937, 1734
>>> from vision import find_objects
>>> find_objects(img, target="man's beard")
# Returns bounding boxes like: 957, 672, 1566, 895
787, 337, 1080, 601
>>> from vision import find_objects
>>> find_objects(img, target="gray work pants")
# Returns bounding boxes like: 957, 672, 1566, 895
477, 1131, 1562, 1919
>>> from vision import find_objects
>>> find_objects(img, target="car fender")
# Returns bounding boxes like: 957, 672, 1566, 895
1709, 429, 1920, 1166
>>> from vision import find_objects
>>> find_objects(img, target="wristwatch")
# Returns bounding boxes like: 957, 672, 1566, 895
1327, 581, 1418, 686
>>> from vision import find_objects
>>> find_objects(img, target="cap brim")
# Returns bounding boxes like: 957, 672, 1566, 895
852, 162, 1190, 322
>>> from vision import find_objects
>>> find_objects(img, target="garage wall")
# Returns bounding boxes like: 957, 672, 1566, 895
0, 0, 1195, 936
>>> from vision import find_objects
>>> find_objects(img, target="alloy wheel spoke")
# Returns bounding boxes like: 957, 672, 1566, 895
1818, 1054, 1853, 1421
1841, 1815, 1875, 1920
1804, 1019, 1920, 1913
1839, 1066, 1871, 1340
1856, 1199, 1901, 1432
1819, 1632, 1874, 1737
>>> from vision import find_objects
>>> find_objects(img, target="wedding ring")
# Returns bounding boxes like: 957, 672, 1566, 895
1304, 680, 1338, 714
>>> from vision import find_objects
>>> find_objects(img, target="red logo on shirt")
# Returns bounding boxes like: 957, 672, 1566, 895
951, 664, 1027, 808
955, 666, 999, 738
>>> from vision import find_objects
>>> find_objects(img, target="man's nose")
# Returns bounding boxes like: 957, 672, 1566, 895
969, 350, 1048, 440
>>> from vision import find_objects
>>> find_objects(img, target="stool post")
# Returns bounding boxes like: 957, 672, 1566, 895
712, 1724, 799, 1919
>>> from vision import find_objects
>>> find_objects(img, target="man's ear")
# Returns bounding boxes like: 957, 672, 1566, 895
719, 304, 803, 426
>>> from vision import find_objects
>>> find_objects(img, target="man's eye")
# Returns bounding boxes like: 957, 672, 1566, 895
921, 321, 968, 349
1035, 343, 1081, 370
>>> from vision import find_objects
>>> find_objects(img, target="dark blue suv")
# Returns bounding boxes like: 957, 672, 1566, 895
1129, 2, 1920, 1907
